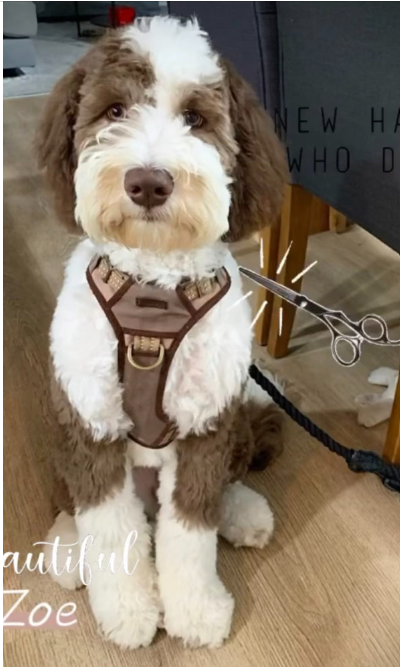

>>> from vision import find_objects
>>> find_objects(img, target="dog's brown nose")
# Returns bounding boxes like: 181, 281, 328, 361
124, 168, 174, 208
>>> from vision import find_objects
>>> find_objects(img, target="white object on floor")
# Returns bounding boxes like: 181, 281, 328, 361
355, 367, 398, 428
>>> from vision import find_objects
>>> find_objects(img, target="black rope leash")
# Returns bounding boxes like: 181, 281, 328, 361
249, 364, 400, 493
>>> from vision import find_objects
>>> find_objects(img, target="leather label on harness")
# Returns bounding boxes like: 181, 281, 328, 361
136, 297, 168, 310
86, 256, 231, 449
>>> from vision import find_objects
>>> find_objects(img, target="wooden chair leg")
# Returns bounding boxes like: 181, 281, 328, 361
254, 224, 280, 346
267, 184, 313, 358
383, 364, 400, 464
329, 207, 349, 233
309, 196, 330, 234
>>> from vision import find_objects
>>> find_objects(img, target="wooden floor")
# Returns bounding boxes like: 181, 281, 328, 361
4, 97, 400, 667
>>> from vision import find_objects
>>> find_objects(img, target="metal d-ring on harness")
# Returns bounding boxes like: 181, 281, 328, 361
249, 364, 400, 493
127, 336, 165, 371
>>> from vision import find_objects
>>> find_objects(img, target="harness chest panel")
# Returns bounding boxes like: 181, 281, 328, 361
87, 256, 231, 448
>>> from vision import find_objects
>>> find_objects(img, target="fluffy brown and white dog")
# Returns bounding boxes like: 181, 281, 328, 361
37, 17, 288, 649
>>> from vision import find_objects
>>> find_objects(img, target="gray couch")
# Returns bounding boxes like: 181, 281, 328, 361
3, 1, 37, 69
168, 2, 400, 253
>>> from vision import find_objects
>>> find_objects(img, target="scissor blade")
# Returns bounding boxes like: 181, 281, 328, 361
238, 267, 300, 305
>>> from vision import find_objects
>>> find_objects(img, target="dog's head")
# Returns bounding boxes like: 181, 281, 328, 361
37, 17, 287, 252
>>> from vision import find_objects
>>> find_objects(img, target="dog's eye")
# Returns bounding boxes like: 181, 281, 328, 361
107, 104, 127, 121
183, 110, 203, 128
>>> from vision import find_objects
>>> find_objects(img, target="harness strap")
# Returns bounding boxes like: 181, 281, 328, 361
87, 255, 231, 449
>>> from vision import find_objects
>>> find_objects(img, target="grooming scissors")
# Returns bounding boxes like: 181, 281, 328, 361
239, 267, 400, 367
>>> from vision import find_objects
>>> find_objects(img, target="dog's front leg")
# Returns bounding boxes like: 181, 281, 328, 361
156, 443, 234, 648
47, 380, 160, 649
75, 461, 160, 649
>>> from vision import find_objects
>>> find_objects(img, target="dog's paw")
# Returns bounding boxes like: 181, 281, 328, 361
94, 593, 160, 649
43, 512, 83, 590
163, 578, 234, 648
89, 561, 160, 649
219, 482, 274, 549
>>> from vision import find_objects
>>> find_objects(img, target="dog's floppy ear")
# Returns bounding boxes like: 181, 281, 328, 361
223, 60, 288, 242
36, 64, 86, 231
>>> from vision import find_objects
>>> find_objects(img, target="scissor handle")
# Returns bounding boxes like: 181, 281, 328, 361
331, 333, 361, 367
358, 313, 400, 344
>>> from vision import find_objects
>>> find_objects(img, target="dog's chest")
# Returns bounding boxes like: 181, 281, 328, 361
50, 241, 252, 442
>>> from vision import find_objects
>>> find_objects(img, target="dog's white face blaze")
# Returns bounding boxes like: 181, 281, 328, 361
75, 18, 236, 253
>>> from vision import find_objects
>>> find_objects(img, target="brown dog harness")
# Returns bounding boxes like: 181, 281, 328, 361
87, 256, 231, 448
